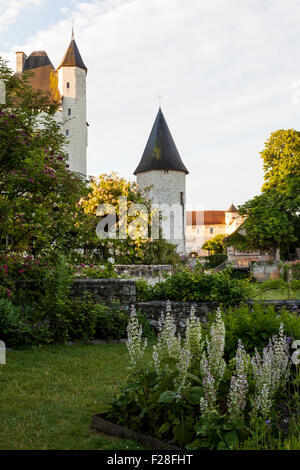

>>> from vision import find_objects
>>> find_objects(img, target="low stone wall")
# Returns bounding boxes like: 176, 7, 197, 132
114, 265, 173, 280
71, 279, 300, 334
72, 279, 136, 304
135, 301, 217, 334
135, 300, 300, 334
252, 262, 281, 281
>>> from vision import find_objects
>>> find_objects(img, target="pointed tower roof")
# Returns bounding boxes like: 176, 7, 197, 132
227, 203, 238, 212
134, 108, 189, 175
57, 35, 87, 71
23, 50, 54, 71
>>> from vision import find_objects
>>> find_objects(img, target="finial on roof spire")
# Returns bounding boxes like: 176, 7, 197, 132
71, 19, 74, 39
158, 93, 162, 108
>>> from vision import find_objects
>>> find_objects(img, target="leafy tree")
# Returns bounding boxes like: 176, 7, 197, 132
80, 173, 181, 264
261, 129, 300, 208
226, 129, 300, 260
0, 57, 91, 259
202, 234, 225, 254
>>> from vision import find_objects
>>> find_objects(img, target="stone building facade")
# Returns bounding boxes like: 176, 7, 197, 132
186, 204, 240, 256
14, 32, 87, 176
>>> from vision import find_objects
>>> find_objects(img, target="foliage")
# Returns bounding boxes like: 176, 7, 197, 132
107, 303, 297, 450
80, 173, 181, 265
202, 234, 226, 254
233, 191, 297, 253
136, 267, 251, 305
260, 129, 300, 207
74, 262, 118, 279
0, 255, 154, 346
226, 129, 300, 257
204, 253, 227, 269
207, 302, 300, 360
0, 57, 93, 260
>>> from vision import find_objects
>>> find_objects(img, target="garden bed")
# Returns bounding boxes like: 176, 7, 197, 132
91, 413, 182, 450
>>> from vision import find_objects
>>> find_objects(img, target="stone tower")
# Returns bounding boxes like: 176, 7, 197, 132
15, 33, 87, 176
57, 32, 87, 175
134, 108, 188, 253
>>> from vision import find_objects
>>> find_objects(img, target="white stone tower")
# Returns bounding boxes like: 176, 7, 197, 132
134, 108, 188, 254
57, 32, 87, 175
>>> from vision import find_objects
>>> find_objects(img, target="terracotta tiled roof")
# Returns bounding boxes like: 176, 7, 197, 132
186, 210, 226, 226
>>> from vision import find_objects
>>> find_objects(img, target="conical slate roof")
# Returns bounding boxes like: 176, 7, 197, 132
57, 39, 87, 70
227, 203, 238, 212
134, 108, 188, 175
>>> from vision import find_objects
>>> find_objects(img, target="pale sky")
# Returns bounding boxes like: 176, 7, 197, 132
1, 0, 300, 210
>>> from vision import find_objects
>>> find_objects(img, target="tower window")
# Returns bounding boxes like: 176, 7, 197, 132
66, 130, 69, 136
66, 82, 70, 88
180, 192, 184, 205
68, 108, 71, 116
164, 169, 169, 173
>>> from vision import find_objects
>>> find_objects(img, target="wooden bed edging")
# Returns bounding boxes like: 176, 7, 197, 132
91, 413, 182, 450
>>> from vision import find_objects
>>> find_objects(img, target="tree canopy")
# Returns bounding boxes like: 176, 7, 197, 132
226, 129, 300, 259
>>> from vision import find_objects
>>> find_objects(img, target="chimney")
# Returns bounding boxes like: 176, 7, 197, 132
15, 52, 27, 73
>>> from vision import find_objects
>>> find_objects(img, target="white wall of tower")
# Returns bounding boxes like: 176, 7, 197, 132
136, 170, 186, 253
58, 66, 87, 175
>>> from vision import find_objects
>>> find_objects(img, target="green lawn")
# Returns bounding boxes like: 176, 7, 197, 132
0, 343, 145, 450
249, 288, 300, 300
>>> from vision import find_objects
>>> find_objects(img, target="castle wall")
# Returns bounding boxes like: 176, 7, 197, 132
137, 170, 186, 253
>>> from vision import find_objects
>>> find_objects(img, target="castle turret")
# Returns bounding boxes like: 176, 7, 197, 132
57, 32, 87, 175
225, 203, 238, 234
134, 108, 188, 253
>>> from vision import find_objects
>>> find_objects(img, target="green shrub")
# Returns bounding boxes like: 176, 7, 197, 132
0, 298, 53, 348
204, 254, 227, 269
136, 268, 251, 305
93, 302, 128, 340
207, 302, 300, 360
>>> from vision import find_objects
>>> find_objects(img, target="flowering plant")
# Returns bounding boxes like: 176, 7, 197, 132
107, 303, 296, 450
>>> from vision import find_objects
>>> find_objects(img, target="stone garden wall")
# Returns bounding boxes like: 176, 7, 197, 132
72, 279, 300, 334
72, 279, 136, 304
114, 265, 173, 281
136, 300, 300, 334
252, 262, 281, 281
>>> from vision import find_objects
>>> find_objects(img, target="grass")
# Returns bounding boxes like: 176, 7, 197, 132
0, 343, 145, 450
249, 287, 300, 300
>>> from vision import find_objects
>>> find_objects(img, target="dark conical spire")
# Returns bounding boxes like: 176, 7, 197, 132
227, 203, 237, 212
58, 34, 87, 71
134, 108, 188, 175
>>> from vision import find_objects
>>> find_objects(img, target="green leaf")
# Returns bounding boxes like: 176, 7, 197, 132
158, 422, 170, 435
174, 424, 194, 447
158, 391, 177, 404
185, 386, 203, 405
217, 440, 228, 450
225, 431, 239, 449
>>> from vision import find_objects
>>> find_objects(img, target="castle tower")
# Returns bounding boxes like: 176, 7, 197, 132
57, 32, 87, 175
225, 203, 238, 234
134, 108, 189, 253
